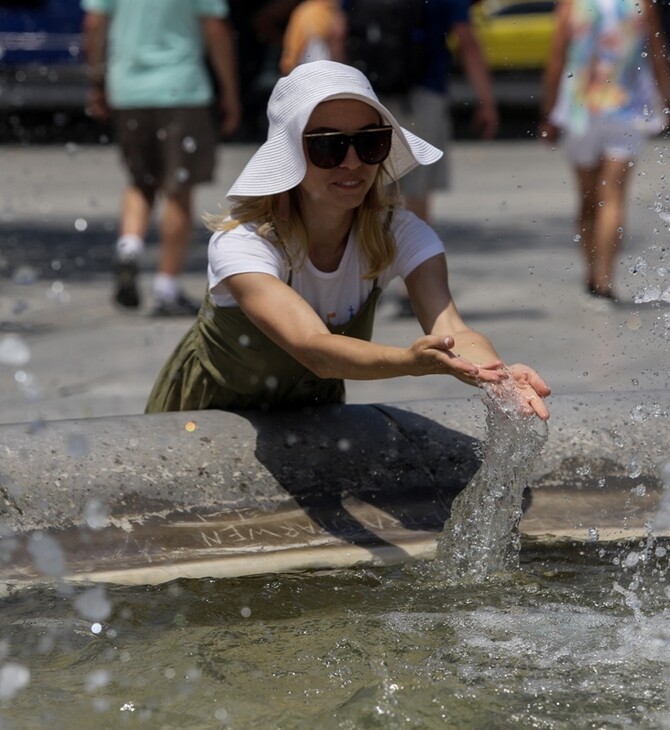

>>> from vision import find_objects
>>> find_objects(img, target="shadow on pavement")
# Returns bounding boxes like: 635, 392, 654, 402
0, 220, 210, 280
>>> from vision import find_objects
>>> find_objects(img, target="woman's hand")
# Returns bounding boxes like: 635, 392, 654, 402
408, 335, 507, 385
410, 336, 551, 420
485, 363, 551, 421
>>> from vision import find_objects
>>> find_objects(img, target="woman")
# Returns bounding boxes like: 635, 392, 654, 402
539, 0, 670, 301
146, 61, 550, 419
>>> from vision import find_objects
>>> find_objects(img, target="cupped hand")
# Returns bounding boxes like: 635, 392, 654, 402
494, 363, 551, 420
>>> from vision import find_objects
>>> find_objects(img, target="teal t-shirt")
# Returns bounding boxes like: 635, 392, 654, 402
81, 0, 228, 108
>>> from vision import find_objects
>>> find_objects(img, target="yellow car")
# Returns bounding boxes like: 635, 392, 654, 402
452, 0, 557, 71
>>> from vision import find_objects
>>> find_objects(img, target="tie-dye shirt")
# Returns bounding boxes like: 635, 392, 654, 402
550, 0, 664, 135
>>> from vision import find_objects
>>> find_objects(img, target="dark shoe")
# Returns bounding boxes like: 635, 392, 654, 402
151, 292, 200, 317
113, 259, 140, 309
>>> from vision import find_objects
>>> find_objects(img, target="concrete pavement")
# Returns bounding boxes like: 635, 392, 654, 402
1, 138, 669, 426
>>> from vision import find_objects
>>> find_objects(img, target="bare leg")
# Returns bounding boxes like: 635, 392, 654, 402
158, 189, 192, 277
574, 166, 600, 289
591, 158, 632, 296
150, 188, 200, 315
120, 185, 154, 239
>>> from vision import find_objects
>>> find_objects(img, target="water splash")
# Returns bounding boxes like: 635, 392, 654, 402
433, 378, 548, 583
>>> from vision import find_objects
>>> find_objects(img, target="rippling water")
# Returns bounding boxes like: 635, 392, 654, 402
1, 540, 669, 729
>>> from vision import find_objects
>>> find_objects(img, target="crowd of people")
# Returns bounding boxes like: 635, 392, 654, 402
80, 0, 669, 419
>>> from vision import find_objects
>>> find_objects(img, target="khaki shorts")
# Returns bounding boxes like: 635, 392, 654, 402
382, 87, 450, 196
114, 106, 218, 194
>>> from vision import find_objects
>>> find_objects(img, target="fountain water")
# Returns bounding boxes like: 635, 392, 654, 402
0, 391, 668, 726
434, 378, 548, 582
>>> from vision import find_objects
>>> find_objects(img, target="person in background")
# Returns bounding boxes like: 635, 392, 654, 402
82, 0, 241, 316
280, 0, 347, 75
145, 61, 550, 421
341, 0, 498, 225
539, 0, 670, 302
228, 0, 302, 140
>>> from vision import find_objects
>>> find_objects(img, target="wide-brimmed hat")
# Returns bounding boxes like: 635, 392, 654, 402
226, 60, 442, 200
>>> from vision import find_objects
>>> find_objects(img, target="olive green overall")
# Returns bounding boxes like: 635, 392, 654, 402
145, 282, 381, 413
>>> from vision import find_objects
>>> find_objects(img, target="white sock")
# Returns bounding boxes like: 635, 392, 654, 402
153, 273, 181, 302
116, 234, 144, 262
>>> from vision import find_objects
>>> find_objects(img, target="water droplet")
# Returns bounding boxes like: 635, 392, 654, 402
627, 460, 642, 479
0, 663, 30, 700
85, 669, 110, 692
48, 281, 71, 304
182, 136, 197, 153
623, 551, 640, 568
0, 334, 30, 367
240, 606, 252, 618
27, 532, 66, 577
74, 217, 88, 232
84, 499, 109, 530
74, 585, 112, 621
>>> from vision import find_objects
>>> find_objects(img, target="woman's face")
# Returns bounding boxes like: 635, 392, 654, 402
299, 99, 383, 215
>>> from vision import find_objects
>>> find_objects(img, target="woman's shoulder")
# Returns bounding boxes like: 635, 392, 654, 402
389, 207, 438, 241
209, 220, 279, 248
208, 221, 288, 267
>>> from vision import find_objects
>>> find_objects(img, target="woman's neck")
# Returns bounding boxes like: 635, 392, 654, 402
303, 208, 356, 273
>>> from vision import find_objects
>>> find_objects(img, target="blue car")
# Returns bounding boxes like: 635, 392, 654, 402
0, 0, 87, 111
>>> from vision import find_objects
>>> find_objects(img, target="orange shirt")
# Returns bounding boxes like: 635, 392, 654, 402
280, 0, 343, 75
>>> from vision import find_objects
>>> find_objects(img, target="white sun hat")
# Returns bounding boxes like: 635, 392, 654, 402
226, 60, 443, 200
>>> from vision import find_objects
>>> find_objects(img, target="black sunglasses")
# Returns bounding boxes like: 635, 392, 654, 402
303, 125, 393, 169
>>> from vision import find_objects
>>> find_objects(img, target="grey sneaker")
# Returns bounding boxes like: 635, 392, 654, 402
113, 259, 141, 309
150, 293, 200, 317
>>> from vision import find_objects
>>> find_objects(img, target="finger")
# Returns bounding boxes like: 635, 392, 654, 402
527, 373, 552, 396
528, 395, 550, 421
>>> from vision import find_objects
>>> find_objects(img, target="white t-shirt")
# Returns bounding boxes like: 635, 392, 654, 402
207, 209, 444, 327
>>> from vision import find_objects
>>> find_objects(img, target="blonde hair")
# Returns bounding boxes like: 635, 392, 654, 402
203, 166, 401, 279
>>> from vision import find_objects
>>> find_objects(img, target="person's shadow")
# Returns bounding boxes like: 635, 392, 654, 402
245, 403, 483, 558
